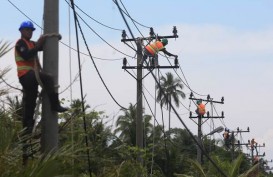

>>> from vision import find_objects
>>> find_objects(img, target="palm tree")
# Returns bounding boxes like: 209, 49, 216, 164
114, 103, 152, 146
156, 72, 186, 131
175, 153, 262, 177
0, 40, 13, 98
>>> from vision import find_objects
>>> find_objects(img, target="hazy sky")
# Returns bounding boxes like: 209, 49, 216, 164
1, 0, 273, 167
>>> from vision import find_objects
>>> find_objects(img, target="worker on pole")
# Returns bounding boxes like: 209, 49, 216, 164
223, 128, 231, 148
15, 21, 68, 164
195, 100, 206, 117
250, 138, 258, 155
139, 38, 177, 67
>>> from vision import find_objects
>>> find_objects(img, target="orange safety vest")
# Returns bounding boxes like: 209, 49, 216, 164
15, 38, 36, 78
145, 41, 164, 56
197, 103, 206, 116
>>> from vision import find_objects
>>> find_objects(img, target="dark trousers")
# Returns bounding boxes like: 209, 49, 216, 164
142, 48, 158, 65
19, 70, 56, 164
19, 70, 55, 134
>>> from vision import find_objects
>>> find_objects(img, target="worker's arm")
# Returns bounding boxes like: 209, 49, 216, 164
15, 39, 39, 60
35, 35, 46, 51
161, 48, 178, 58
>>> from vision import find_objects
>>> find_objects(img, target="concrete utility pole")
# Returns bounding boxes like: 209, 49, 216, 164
121, 28, 179, 167
41, 0, 59, 153
189, 93, 224, 164
230, 127, 250, 160
248, 141, 265, 164
136, 39, 143, 163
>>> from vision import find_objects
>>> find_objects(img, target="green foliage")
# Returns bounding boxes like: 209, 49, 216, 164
0, 97, 271, 177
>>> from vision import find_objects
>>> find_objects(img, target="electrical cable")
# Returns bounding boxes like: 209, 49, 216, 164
61, 41, 126, 60
7, 0, 42, 29
212, 103, 227, 128
59, 64, 81, 94
113, 0, 137, 47
147, 67, 228, 177
71, 1, 123, 31
66, 0, 135, 58
7, 0, 128, 61
68, 5, 75, 175
164, 54, 207, 97
70, 1, 92, 176
112, 0, 151, 29
69, 0, 128, 110
115, 0, 228, 175
118, 0, 146, 38
150, 69, 157, 175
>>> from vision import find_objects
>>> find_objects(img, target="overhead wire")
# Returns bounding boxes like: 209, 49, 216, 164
150, 69, 157, 175
70, 0, 92, 176
151, 67, 228, 177
64, 0, 135, 58
67, 3, 75, 175
212, 103, 227, 128
69, 1, 128, 110
164, 54, 207, 97
112, 0, 151, 29
72, 1, 123, 31
118, 0, 146, 38
7, 0, 128, 61
114, 0, 228, 175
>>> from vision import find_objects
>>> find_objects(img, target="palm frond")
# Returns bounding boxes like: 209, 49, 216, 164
187, 159, 207, 177
0, 40, 13, 58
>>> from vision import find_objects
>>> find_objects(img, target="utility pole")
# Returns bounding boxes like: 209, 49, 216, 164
231, 127, 250, 160
136, 39, 143, 163
121, 27, 178, 174
189, 93, 224, 164
41, 0, 59, 153
248, 140, 265, 164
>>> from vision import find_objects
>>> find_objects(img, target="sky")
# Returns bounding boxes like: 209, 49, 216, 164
1, 0, 273, 168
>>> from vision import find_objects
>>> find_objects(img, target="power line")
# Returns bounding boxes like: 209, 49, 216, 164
7, 0, 129, 61
163, 54, 208, 97
70, 1, 128, 110
150, 67, 228, 177
70, 0, 92, 176
118, 0, 146, 38
69, 0, 123, 31
112, 0, 151, 29
67, 3, 135, 58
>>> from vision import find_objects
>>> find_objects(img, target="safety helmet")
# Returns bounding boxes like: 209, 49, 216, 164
196, 100, 202, 105
161, 38, 168, 45
19, 21, 36, 31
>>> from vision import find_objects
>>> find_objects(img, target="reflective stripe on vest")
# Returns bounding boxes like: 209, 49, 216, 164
15, 38, 35, 77
145, 41, 164, 56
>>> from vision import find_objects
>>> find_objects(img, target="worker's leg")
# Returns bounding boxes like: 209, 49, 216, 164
154, 54, 159, 66
139, 48, 152, 66
19, 71, 38, 134
19, 70, 38, 166
39, 72, 68, 112
139, 53, 148, 66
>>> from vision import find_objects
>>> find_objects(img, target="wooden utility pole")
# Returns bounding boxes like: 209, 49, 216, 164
189, 93, 224, 164
41, 0, 59, 153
